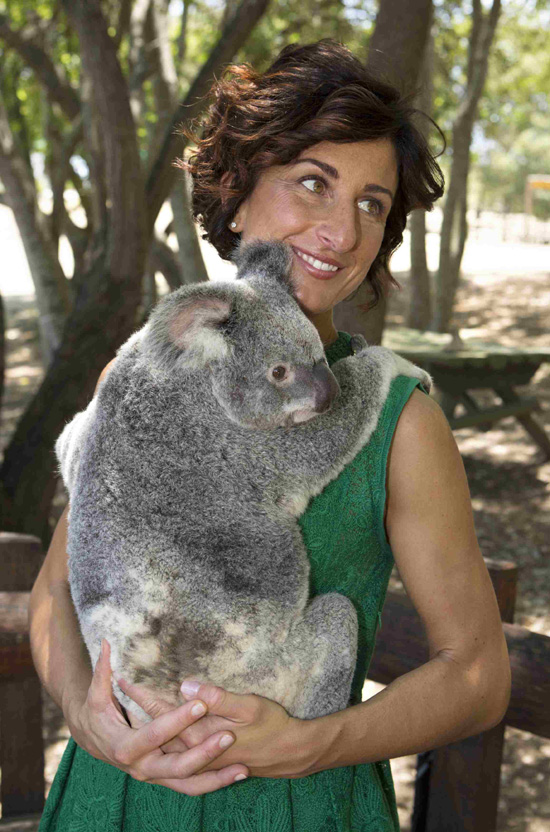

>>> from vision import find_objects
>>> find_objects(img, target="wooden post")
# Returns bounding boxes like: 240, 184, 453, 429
411, 559, 518, 832
0, 534, 45, 817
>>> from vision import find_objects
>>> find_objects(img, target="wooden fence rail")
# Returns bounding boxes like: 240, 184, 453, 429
0, 533, 45, 819
369, 558, 550, 832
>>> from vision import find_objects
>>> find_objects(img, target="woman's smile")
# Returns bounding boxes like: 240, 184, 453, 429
291, 245, 342, 278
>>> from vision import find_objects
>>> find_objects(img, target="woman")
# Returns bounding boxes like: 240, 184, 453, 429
31, 40, 511, 830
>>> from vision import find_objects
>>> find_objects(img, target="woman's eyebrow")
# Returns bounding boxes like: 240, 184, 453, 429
290, 158, 394, 201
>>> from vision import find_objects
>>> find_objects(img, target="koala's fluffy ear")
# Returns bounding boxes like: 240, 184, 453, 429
233, 239, 296, 297
143, 286, 234, 372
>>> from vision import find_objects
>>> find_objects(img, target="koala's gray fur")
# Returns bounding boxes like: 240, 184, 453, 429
56, 240, 431, 722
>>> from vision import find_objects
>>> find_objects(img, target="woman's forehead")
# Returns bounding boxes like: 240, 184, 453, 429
270, 139, 399, 191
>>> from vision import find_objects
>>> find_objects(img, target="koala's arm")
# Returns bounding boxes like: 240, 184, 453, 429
31, 360, 115, 714
55, 360, 115, 495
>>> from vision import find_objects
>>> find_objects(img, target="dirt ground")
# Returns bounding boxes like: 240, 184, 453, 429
1, 253, 549, 831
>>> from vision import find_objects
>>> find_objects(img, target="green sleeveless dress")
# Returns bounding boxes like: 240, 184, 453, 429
40, 331, 427, 832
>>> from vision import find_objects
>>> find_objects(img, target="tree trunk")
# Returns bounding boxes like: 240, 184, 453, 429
145, 0, 272, 233
408, 208, 432, 329
333, 0, 433, 345
0, 95, 69, 363
407, 23, 434, 331
146, 0, 209, 284
0, 291, 4, 419
170, 176, 209, 285
0, 0, 148, 539
431, 0, 501, 333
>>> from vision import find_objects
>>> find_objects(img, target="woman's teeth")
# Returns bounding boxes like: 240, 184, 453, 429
296, 251, 338, 272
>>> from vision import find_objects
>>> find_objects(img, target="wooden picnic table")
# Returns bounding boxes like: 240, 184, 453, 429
381, 327, 550, 459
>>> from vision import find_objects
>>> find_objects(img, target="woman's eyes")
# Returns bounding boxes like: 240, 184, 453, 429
299, 177, 384, 216
358, 197, 384, 216
300, 177, 326, 195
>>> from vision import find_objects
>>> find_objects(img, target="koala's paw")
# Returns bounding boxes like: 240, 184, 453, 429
391, 352, 432, 393
350, 334, 368, 355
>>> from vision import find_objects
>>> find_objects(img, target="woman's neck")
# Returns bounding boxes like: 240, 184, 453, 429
308, 309, 339, 348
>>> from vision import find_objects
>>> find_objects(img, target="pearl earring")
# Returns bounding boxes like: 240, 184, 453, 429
230, 221, 237, 229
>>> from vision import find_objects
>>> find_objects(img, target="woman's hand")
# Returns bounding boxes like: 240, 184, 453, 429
117, 676, 315, 779
66, 640, 250, 794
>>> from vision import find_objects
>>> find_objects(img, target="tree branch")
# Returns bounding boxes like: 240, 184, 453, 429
62, 0, 148, 288
145, 0, 272, 233
0, 14, 81, 119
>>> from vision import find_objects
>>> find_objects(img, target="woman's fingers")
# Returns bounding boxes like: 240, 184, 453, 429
180, 681, 259, 723
88, 639, 117, 712
117, 699, 210, 764
69, 641, 250, 794
177, 713, 233, 748
115, 674, 175, 721
159, 765, 248, 796
134, 730, 238, 782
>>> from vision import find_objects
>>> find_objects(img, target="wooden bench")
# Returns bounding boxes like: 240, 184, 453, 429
369, 558, 549, 832
0, 533, 45, 819
382, 327, 550, 459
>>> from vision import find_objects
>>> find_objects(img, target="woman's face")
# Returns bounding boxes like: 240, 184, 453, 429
233, 139, 398, 320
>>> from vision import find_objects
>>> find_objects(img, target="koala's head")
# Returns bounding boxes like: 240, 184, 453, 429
143, 240, 340, 429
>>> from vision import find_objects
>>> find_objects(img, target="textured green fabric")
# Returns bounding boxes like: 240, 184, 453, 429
40, 331, 426, 832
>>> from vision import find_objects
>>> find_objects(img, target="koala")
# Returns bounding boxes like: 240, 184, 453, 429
56, 240, 431, 722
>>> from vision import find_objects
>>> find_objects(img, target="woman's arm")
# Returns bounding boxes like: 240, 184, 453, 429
299, 389, 512, 773
28, 368, 250, 793
162, 389, 511, 778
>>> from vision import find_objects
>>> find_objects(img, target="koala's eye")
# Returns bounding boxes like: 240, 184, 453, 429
271, 366, 287, 381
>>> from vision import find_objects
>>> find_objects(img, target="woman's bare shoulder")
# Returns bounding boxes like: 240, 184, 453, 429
385, 386, 468, 525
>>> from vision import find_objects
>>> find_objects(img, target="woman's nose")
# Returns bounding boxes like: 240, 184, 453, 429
315, 203, 359, 253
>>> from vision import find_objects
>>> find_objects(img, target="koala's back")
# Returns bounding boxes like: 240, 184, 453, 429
68, 337, 311, 700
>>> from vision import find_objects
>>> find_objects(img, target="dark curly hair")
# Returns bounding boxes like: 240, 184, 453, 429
179, 39, 444, 308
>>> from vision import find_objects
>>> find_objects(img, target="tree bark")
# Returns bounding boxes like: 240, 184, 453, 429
408, 209, 432, 329
0, 94, 69, 363
431, 0, 501, 333
170, 176, 209, 285
407, 22, 434, 331
146, 0, 209, 284
128, 0, 153, 123
0, 292, 4, 420
367, 0, 433, 95
333, 0, 433, 345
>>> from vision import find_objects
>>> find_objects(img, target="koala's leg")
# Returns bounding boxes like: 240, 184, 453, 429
55, 397, 99, 496
280, 592, 358, 719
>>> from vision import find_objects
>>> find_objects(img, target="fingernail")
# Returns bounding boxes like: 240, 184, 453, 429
234, 773, 247, 781
180, 680, 201, 697
219, 734, 234, 749
191, 701, 206, 716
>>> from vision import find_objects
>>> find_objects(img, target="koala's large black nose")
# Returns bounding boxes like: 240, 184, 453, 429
312, 361, 340, 413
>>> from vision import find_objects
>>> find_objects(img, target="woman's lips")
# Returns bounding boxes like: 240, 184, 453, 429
291, 246, 342, 280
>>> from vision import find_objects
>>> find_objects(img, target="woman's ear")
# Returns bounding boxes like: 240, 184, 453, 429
231, 202, 247, 234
